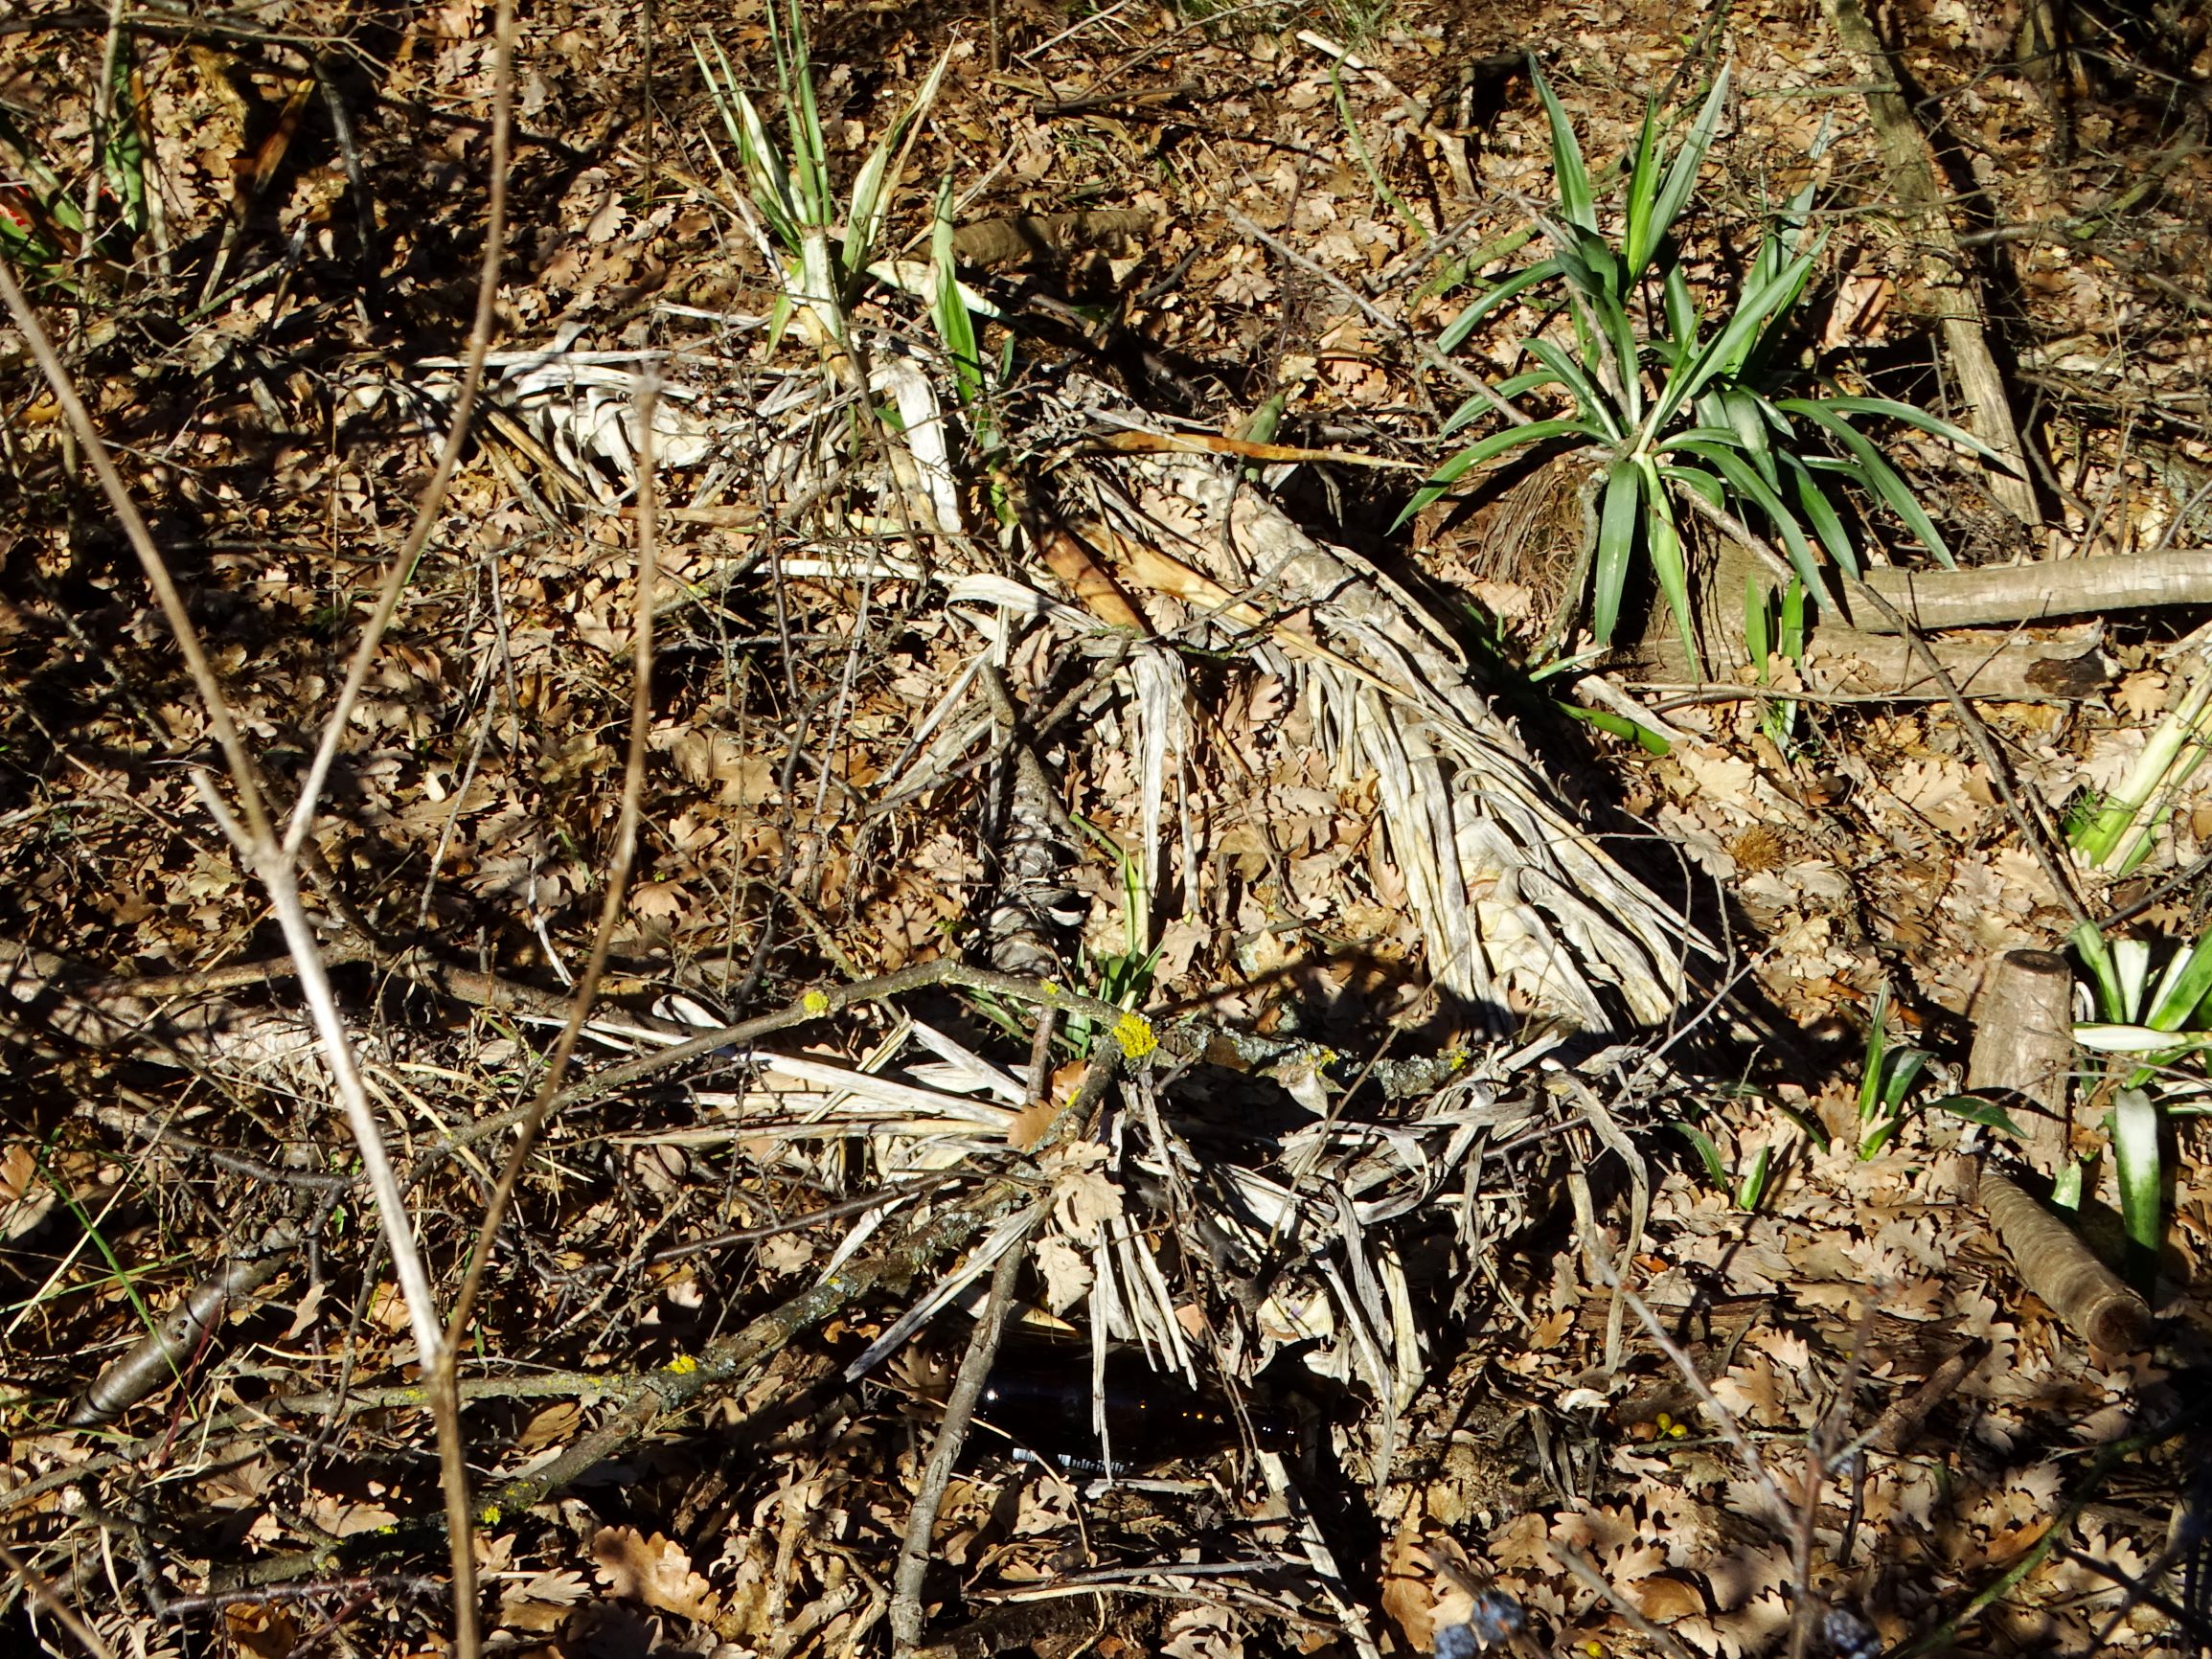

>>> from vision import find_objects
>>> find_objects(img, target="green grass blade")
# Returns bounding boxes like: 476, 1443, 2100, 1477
1392, 417, 1594, 529
1532, 60, 1597, 231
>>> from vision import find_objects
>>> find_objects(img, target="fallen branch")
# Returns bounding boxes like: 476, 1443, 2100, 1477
1845, 550, 2212, 631
1824, 0, 2038, 525
1975, 1167, 2151, 1352
215, 1048, 1124, 1592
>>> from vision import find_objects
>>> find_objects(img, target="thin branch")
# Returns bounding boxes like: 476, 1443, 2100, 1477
430, 362, 659, 1656
0, 1537, 117, 1659
891, 1199, 1043, 1653
281, 0, 516, 858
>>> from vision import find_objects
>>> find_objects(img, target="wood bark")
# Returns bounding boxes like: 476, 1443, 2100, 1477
1844, 549, 2212, 631
1976, 1167, 2150, 1352
1967, 949, 2077, 1174
1638, 622, 2110, 701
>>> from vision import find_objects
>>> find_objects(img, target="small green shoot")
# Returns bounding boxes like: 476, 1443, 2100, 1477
1062, 814, 1160, 1055
1670, 1121, 1772, 1211
1856, 986, 1930, 1158
1853, 986, 2021, 1156
694, 4, 952, 351
0, 35, 148, 290
2068, 651, 2212, 873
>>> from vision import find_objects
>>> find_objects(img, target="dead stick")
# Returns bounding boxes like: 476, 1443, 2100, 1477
1976, 1167, 2150, 1352
1966, 949, 2077, 1175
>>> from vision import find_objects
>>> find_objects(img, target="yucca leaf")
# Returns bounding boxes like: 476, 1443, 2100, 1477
1392, 417, 1594, 528
2073, 920, 2125, 1023
1657, 245, 1818, 423
1533, 61, 1597, 232
1735, 1143, 1771, 1210
1623, 99, 1663, 281
1661, 425, 1749, 447
1593, 458, 1641, 645
1793, 394, 2013, 467
843, 144, 894, 284
846, 44, 954, 286
1722, 386, 1779, 489
1495, 365, 1563, 398
2147, 931, 2212, 1031
1636, 456, 1699, 674
2074, 1024, 2212, 1055
1744, 569, 1771, 667
1662, 264, 1699, 368
1733, 250, 1817, 379
1661, 460, 1724, 510
1881, 1047, 1930, 1114
1439, 260, 1561, 353
1781, 401, 1957, 565
931, 176, 985, 409
1778, 450, 1857, 578
1441, 381, 1537, 436
1859, 985, 1892, 1123
1525, 336, 1621, 438
1927, 1095, 2026, 1138
2109, 1087, 2163, 1259
1640, 62, 1730, 271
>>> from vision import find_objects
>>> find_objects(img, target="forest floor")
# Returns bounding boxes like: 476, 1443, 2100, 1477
2, 0, 2211, 1656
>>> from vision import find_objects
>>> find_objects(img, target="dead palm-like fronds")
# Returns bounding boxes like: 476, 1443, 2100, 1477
1042, 379, 1709, 1033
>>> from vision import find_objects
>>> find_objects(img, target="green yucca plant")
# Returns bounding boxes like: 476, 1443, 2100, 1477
1398, 60, 2010, 672
695, 2, 950, 351
2069, 922, 2212, 1283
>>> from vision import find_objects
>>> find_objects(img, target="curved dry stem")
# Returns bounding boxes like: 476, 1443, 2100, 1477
281, 0, 517, 859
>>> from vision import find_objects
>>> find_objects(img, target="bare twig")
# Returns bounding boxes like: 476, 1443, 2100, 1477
891, 1199, 1044, 1653
431, 351, 656, 1655
0, 1537, 116, 1659
1548, 1542, 1703, 1659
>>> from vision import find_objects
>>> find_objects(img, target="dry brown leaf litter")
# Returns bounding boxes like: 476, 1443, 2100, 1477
4, 0, 2212, 1654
